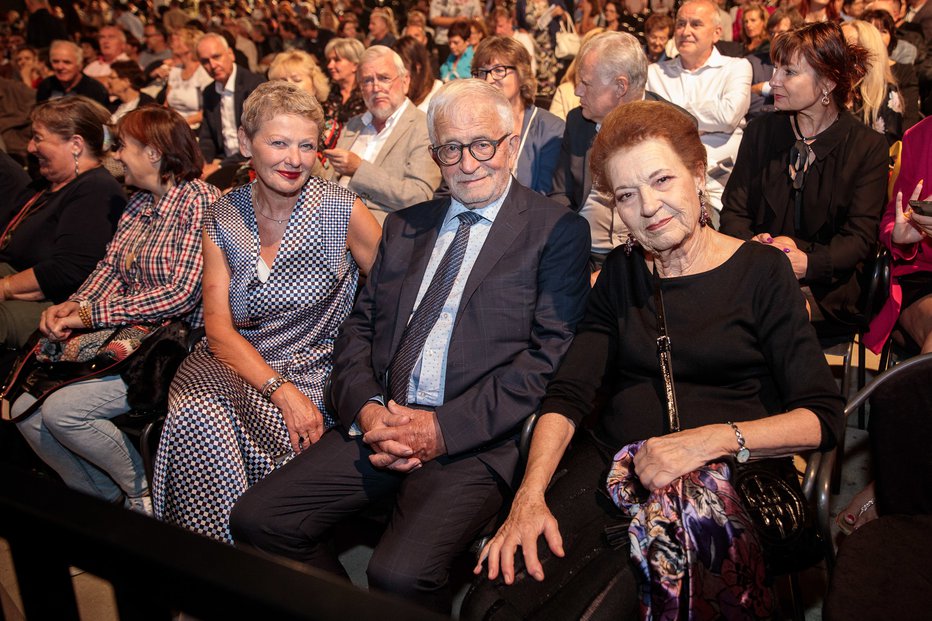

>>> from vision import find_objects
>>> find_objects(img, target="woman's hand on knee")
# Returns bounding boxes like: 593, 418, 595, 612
274, 384, 325, 453
473, 489, 563, 585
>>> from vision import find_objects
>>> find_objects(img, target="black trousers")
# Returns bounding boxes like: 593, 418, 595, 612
230, 427, 507, 613
460, 430, 639, 621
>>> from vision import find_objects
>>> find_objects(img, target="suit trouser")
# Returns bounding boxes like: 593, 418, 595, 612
230, 427, 508, 613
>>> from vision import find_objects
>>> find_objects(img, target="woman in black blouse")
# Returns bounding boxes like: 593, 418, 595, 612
468, 101, 843, 619
0, 96, 125, 348
720, 22, 889, 334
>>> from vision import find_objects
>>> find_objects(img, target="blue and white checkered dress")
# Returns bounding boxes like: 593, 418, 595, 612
152, 176, 358, 543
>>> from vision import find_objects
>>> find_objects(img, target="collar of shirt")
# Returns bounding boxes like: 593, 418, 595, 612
444, 176, 512, 228
673, 46, 726, 74
215, 63, 238, 95
361, 97, 410, 133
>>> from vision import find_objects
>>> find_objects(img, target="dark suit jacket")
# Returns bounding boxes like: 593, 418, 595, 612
331, 181, 591, 482
720, 111, 889, 326
198, 65, 266, 164
549, 92, 671, 211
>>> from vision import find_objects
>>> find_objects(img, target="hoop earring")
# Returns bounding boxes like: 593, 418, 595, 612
698, 189, 711, 228
623, 233, 638, 256
73, 152, 80, 176
821, 90, 830, 106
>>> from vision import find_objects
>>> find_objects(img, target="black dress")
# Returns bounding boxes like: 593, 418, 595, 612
543, 242, 844, 450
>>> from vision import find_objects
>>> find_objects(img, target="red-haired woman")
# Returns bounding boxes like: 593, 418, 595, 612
721, 22, 889, 335
13, 106, 220, 514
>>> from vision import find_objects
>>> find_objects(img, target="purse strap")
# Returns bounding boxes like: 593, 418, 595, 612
652, 266, 681, 433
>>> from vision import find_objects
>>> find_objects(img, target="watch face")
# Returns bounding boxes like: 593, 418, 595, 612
737, 447, 750, 463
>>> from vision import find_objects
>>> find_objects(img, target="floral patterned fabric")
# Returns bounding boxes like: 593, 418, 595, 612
607, 441, 775, 620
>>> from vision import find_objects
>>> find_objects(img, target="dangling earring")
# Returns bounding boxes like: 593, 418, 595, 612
821, 90, 830, 106
698, 189, 711, 228
623, 233, 638, 256
73, 152, 80, 176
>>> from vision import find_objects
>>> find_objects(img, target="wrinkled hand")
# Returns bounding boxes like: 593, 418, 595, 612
273, 383, 325, 453
362, 400, 445, 471
322, 148, 362, 176
633, 426, 722, 491
357, 401, 418, 471
39, 301, 82, 341
474, 489, 563, 584
893, 182, 931, 245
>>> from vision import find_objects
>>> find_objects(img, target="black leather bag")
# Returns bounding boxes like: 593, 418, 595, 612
119, 320, 190, 412
731, 457, 825, 577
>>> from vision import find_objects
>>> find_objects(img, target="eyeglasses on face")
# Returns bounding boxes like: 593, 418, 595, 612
471, 65, 516, 80
359, 74, 400, 90
430, 134, 511, 166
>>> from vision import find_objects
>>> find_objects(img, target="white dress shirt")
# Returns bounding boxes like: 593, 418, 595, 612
216, 64, 240, 158
647, 48, 752, 211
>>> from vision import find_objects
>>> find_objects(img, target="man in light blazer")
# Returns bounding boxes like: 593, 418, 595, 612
230, 80, 591, 614
324, 46, 441, 223
196, 32, 265, 189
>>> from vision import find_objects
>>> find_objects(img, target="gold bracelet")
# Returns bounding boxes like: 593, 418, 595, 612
78, 302, 93, 329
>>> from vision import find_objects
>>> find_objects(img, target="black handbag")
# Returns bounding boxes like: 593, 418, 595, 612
651, 271, 824, 578
1, 321, 190, 422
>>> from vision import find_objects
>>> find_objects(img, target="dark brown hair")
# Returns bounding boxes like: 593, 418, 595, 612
590, 101, 705, 193
116, 106, 204, 183
31, 96, 111, 159
448, 19, 472, 42
393, 36, 434, 106
770, 21, 868, 111
472, 36, 536, 107
644, 13, 673, 37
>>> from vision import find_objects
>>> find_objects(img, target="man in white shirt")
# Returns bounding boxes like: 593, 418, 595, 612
84, 25, 132, 79
647, 0, 751, 217
491, 8, 537, 76
323, 46, 441, 223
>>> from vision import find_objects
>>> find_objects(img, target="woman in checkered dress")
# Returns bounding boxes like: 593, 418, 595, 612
152, 82, 381, 543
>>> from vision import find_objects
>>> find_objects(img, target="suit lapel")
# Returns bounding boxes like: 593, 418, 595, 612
373, 106, 414, 167
456, 183, 526, 318
389, 200, 450, 355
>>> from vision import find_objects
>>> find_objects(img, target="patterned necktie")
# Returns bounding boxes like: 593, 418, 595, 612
388, 210, 483, 405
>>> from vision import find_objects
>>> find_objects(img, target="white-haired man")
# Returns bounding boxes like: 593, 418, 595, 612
647, 0, 752, 217
230, 79, 590, 615
84, 25, 131, 79
324, 46, 441, 223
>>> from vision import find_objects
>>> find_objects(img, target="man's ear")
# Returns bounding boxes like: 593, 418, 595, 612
615, 75, 630, 100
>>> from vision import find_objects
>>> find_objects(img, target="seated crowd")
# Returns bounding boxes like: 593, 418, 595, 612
0, 0, 930, 616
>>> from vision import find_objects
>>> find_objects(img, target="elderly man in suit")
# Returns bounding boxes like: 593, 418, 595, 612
196, 32, 266, 189
230, 79, 591, 614
324, 46, 441, 224
550, 32, 654, 278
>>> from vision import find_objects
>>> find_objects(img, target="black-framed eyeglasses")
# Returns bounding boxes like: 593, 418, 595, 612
430, 134, 511, 166
471, 65, 516, 80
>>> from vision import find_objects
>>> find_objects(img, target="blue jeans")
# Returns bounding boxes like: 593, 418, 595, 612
14, 375, 147, 503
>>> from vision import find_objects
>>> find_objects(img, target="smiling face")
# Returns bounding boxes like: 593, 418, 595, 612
50, 44, 82, 85
113, 134, 156, 191
239, 113, 319, 199
646, 27, 671, 56
432, 101, 517, 209
27, 122, 78, 188
674, 1, 721, 66
769, 52, 833, 114
607, 138, 704, 256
